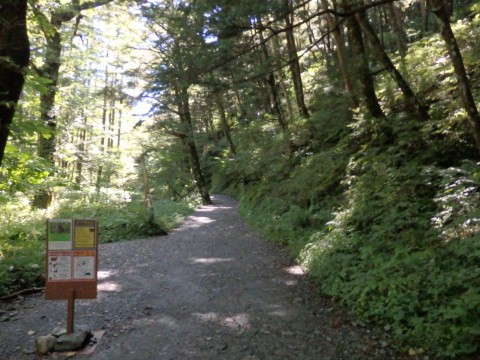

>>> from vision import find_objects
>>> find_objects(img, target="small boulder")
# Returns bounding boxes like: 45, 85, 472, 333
54, 331, 89, 352
35, 334, 57, 355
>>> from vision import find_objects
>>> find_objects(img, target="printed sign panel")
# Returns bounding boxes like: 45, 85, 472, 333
48, 252, 72, 281
73, 251, 95, 280
74, 220, 96, 249
48, 219, 72, 250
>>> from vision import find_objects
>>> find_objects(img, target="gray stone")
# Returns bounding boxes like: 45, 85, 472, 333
54, 331, 89, 352
0, 315, 9, 322
51, 326, 67, 337
35, 335, 57, 355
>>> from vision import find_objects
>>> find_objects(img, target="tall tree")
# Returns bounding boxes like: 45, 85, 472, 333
29, 0, 115, 207
0, 0, 30, 166
257, 17, 288, 130
144, 1, 213, 204
283, 0, 310, 118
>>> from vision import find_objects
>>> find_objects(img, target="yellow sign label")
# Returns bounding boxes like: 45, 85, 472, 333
74, 222, 95, 248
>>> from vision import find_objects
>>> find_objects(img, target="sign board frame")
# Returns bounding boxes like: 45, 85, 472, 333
45, 219, 98, 300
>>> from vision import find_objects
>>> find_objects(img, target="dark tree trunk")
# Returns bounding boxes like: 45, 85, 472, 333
388, 2, 408, 57
419, 0, 429, 35
355, 11, 429, 121
284, 0, 310, 119
431, 0, 480, 153
177, 84, 212, 205
271, 34, 294, 123
215, 92, 236, 155
257, 19, 287, 130
346, 13, 385, 119
0, 0, 30, 166
75, 114, 87, 185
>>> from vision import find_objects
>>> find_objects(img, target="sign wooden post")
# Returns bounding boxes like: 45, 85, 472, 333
45, 219, 98, 334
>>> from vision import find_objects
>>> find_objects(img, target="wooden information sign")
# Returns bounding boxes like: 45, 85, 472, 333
46, 219, 98, 300
45, 219, 98, 333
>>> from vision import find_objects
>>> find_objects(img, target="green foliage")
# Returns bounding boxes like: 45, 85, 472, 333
0, 200, 46, 297
300, 158, 480, 358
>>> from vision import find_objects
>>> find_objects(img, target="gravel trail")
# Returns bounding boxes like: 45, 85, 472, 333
0, 195, 403, 359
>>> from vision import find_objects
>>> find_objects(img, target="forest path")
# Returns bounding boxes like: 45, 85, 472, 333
0, 195, 400, 359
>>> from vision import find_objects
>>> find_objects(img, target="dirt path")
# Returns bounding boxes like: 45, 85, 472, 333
0, 195, 402, 359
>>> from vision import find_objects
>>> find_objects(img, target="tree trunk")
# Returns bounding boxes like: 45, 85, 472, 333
75, 114, 87, 185
284, 0, 310, 118
419, 0, 429, 35
320, 0, 358, 108
388, 2, 408, 57
257, 19, 287, 130
0, 0, 30, 166
33, 23, 61, 208
432, 0, 480, 153
177, 84, 212, 205
139, 154, 152, 209
215, 92, 237, 155
355, 11, 429, 120
346, 13, 385, 119
271, 34, 295, 123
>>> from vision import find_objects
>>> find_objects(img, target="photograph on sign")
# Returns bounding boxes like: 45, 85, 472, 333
48, 253, 72, 280
73, 252, 96, 280
74, 220, 96, 249
48, 219, 72, 250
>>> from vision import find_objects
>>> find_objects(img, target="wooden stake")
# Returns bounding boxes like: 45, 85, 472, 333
67, 289, 75, 334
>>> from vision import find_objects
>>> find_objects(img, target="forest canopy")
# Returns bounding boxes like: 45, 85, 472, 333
1, 0, 480, 358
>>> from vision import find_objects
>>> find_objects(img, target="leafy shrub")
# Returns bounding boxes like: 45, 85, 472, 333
0, 199, 46, 297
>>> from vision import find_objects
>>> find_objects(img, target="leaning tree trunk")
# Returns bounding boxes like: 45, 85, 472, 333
355, 11, 429, 121
431, 0, 480, 153
0, 0, 30, 166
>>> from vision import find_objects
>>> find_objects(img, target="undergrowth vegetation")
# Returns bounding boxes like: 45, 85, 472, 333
210, 11, 480, 359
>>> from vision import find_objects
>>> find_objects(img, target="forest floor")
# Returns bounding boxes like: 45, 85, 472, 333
0, 195, 410, 360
